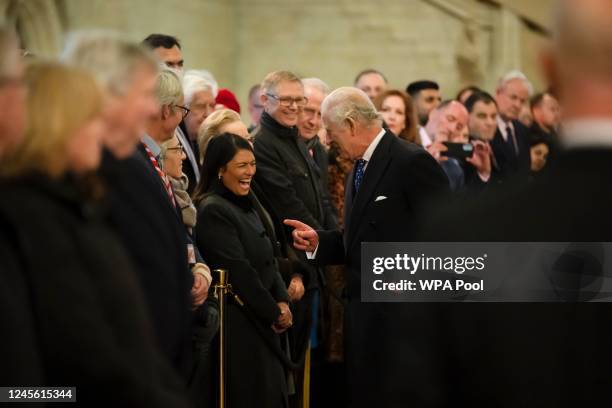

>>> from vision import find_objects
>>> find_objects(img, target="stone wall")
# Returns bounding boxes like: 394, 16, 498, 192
1, 0, 553, 122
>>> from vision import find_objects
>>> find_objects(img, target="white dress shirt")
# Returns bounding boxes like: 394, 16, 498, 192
306, 128, 386, 259
561, 119, 612, 149
497, 116, 514, 142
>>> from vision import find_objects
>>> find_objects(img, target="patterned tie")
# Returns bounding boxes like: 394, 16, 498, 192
353, 159, 367, 194
142, 143, 177, 208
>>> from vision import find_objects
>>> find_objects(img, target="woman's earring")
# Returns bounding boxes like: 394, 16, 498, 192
218, 174, 222, 180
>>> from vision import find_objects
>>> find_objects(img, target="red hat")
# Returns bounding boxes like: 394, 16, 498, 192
215, 88, 241, 114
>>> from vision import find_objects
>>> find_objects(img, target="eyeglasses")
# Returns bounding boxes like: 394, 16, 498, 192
174, 104, 191, 119
266, 93, 308, 108
166, 143, 185, 153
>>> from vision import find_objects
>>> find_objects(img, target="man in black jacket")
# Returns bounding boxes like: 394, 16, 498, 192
63, 32, 196, 383
492, 70, 533, 183
253, 70, 338, 405
285, 87, 449, 407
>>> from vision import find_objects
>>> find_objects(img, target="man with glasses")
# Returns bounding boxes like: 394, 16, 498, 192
253, 70, 331, 405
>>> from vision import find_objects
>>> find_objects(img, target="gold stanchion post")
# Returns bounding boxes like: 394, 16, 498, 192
214, 269, 228, 408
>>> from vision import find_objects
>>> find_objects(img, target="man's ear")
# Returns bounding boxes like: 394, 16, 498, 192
260, 92, 268, 109
346, 117, 357, 137
161, 104, 171, 120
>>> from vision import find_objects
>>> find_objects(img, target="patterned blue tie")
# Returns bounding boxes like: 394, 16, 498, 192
353, 159, 367, 194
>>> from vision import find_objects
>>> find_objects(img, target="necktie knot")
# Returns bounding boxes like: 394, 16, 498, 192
354, 159, 367, 194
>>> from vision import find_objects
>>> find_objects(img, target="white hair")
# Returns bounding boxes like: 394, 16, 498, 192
302, 77, 331, 96
156, 69, 183, 107
321, 87, 380, 127
61, 30, 158, 96
182, 69, 218, 106
497, 70, 534, 96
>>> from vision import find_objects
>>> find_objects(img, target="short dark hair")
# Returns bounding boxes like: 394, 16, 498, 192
141, 34, 181, 50
193, 133, 253, 203
530, 92, 547, 111
464, 91, 497, 113
406, 80, 439, 97
354, 69, 388, 85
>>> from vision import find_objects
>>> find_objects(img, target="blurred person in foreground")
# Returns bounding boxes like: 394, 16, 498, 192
424, 0, 612, 405
0, 60, 191, 406
62, 31, 196, 385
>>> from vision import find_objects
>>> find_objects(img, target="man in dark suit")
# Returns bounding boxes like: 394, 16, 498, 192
285, 87, 449, 407
64, 35, 199, 383
424, 0, 612, 405
492, 70, 532, 183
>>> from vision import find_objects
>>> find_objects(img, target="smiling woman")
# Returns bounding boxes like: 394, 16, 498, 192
193, 132, 293, 408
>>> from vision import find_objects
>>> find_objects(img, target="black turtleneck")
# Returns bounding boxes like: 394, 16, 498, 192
260, 111, 299, 140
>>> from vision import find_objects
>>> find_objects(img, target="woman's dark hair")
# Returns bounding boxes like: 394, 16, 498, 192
192, 132, 253, 204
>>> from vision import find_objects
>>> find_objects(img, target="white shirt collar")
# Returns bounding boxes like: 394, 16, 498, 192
561, 119, 612, 149
361, 128, 386, 162
497, 116, 513, 142
419, 126, 432, 148
142, 134, 162, 157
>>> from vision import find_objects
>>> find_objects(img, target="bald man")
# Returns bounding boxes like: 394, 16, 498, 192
428, 0, 612, 405
285, 87, 449, 408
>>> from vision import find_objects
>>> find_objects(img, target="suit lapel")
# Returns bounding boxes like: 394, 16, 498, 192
346, 132, 393, 249
176, 127, 200, 182
295, 137, 324, 221
343, 165, 356, 249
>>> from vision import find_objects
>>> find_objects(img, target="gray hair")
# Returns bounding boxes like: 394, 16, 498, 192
261, 70, 302, 95
497, 70, 534, 96
321, 87, 381, 127
182, 69, 218, 106
156, 69, 183, 108
61, 30, 158, 96
0, 25, 19, 78
302, 77, 331, 96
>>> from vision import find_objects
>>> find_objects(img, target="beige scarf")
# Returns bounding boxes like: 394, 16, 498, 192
169, 174, 197, 229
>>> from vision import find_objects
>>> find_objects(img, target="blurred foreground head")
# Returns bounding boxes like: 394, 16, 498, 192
62, 31, 159, 158
2, 61, 104, 178
542, 0, 612, 120
0, 25, 26, 158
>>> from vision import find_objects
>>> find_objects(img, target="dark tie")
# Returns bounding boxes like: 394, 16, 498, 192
505, 124, 519, 156
353, 159, 367, 194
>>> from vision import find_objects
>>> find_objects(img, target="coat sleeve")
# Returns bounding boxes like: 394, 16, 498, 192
314, 229, 346, 266
254, 139, 323, 229
196, 203, 281, 326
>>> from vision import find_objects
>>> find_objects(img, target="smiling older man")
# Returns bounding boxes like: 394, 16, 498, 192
284, 86, 449, 408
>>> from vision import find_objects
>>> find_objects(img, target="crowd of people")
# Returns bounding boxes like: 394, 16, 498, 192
2, 0, 612, 406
